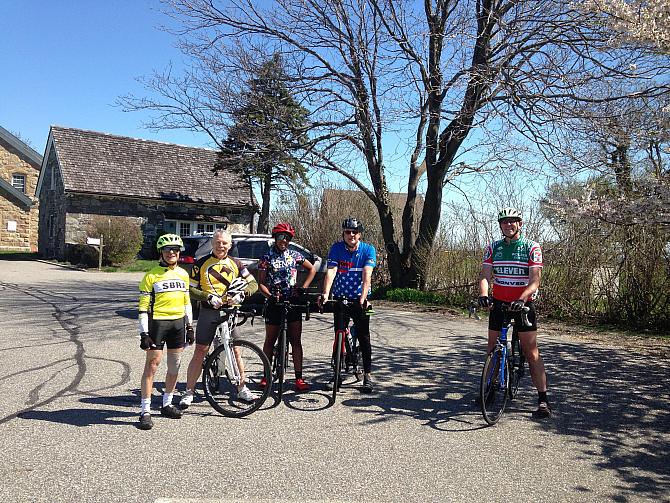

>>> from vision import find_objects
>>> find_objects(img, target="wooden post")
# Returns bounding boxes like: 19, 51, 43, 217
98, 234, 104, 270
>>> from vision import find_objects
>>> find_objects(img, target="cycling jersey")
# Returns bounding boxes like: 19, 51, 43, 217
258, 245, 305, 298
190, 254, 252, 298
138, 265, 190, 320
482, 235, 543, 302
327, 241, 377, 299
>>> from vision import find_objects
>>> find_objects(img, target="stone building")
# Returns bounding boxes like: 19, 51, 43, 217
0, 126, 42, 252
36, 126, 256, 260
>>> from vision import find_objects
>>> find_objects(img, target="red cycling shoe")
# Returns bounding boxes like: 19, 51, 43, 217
295, 379, 310, 392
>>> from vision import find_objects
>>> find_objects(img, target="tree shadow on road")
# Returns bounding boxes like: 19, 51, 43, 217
18, 408, 136, 427
330, 326, 670, 500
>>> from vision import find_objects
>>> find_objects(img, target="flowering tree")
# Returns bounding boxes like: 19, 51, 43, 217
578, 0, 670, 53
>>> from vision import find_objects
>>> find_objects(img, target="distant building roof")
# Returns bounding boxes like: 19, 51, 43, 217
0, 125, 43, 167
40, 126, 254, 207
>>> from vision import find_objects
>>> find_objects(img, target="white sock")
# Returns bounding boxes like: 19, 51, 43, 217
140, 398, 151, 415
162, 393, 173, 408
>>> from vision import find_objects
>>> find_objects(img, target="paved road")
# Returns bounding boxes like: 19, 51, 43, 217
0, 260, 668, 503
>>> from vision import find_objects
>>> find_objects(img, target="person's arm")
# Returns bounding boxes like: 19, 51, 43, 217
300, 259, 317, 289
257, 269, 272, 298
518, 267, 541, 303
479, 264, 492, 298
360, 265, 373, 306
321, 266, 336, 298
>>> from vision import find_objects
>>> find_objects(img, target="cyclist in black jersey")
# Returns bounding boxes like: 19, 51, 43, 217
137, 234, 194, 430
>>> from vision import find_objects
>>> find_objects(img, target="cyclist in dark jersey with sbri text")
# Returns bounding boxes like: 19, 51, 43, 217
478, 207, 551, 419
318, 217, 377, 393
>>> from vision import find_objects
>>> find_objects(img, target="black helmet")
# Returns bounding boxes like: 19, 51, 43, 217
342, 217, 364, 232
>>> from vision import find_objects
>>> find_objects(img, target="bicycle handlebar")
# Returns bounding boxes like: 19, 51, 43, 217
496, 302, 532, 327
320, 298, 374, 315
210, 305, 255, 327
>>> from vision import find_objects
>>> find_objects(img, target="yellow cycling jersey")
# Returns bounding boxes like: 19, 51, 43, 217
138, 265, 191, 320
190, 254, 251, 297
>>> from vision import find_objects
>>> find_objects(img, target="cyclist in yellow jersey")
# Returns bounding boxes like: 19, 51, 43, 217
137, 234, 194, 430
179, 229, 259, 408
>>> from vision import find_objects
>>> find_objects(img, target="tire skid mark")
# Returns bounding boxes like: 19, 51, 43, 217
0, 281, 132, 425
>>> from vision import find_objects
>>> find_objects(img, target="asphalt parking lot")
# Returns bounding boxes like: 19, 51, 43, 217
1, 260, 669, 503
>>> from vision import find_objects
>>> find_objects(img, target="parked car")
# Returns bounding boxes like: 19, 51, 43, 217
229, 233, 326, 304
178, 233, 325, 308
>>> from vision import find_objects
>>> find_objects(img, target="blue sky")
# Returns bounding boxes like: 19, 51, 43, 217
0, 0, 212, 155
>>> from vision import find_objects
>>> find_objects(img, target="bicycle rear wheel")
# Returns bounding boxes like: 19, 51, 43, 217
202, 340, 271, 418
480, 348, 509, 425
332, 331, 343, 401
509, 337, 523, 399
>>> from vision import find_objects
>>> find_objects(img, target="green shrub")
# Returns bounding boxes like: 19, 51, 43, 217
384, 288, 446, 305
86, 216, 144, 266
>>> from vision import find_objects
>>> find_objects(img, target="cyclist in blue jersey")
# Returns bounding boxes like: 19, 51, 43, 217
318, 217, 377, 393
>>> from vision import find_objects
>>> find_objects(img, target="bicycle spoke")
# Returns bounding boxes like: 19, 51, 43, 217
480, 349, 509, 425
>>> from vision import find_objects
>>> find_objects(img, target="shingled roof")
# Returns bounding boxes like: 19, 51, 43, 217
46, 126, 254, 206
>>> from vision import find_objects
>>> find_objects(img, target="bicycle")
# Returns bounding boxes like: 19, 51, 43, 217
323, 298, 372, 401
268, 296, 312, 399
201, 304, 271, 418
480, 302, 530, 425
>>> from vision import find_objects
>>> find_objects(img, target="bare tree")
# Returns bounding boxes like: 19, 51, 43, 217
121, 0, 669, 288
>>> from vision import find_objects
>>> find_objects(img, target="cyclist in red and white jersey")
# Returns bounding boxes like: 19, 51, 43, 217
478, 207, 551, 419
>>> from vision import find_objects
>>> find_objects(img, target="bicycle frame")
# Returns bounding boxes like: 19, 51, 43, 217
325, 299, 371, 401
480, 303, 530, 425
270, 298, 310, 399
210, 306, 245, 385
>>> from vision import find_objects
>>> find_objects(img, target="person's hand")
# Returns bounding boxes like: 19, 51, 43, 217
317, 294, 325, 309
478, 296, 491, 308
140, 332, 156, 350
228, 292, 245, 305
208, 294, 224, 309
185, 325, 195, 345
510, 300, 525, 312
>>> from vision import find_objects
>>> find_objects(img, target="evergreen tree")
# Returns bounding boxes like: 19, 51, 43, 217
216, 54, 309, 233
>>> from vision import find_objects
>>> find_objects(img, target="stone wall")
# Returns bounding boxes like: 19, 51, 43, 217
0, 141, 40, 251
63, 194, 253, 259
37, 147, 66, 259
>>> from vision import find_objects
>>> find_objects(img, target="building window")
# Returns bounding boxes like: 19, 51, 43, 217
169, 220, 226, 236
12, 174, 26, 193
179, 222, 192, 237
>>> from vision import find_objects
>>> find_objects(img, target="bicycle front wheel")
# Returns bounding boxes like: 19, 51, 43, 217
480, 349, 509, 425
276, 325, 287, 398
202, 340, 271, 418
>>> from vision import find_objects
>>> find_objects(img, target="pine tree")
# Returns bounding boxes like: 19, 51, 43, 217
216, 54, 310, 233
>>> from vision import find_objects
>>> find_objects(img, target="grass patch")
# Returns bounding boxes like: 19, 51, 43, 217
383, 288, 447, 305
101, 259, 155, 272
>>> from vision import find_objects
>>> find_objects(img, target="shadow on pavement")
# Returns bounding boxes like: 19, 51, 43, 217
18, 408, 136, 427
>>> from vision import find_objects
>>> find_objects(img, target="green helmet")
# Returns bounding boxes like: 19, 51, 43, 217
497, 207, 522, 222
156, 233, 185, 251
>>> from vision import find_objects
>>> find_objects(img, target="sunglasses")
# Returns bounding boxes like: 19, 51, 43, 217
163, 246, 181, 253
344, 230, 360, 235
275, 233, 292, 241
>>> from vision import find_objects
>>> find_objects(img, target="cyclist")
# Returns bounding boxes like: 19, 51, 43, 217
179, 229, 259, 409
137, 234, 194, 430
257, 222, 317, 392
318, 217, 377, 393
478, 207, 551, 419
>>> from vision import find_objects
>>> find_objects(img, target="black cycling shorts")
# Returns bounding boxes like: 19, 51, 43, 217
149, 318, 185, 349
264, 302, 303, 326
487, 301, 538, 332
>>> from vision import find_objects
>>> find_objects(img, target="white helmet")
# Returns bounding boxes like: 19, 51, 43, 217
228, 277, 247, 295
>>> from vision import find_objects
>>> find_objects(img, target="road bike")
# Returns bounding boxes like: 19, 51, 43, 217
480, 302, 530, 425
202, 305, 271, 418
323, 299, 372, 401
268, 296, 312, 399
